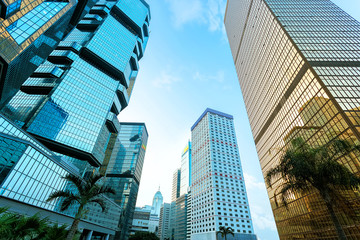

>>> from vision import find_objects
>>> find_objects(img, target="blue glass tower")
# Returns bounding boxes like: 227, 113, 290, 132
1, 0, 150, 170
102, 122, 148, 240
0, 0, 97, 104
0, 0, 151, 238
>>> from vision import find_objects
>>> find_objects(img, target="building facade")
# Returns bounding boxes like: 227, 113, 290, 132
0, 0, 97, 104
172, 168, 181, 202
0, 0, 151, 239
130, 206, 151, 234
158, 203, 172, 240
103, 122, 148, 240
225, 0, 360, 239
191, 108, 256, 240
175, 193, 188, 240
180, 141, 191, 196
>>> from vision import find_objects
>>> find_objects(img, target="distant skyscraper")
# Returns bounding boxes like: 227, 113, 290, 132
225, 0, 360, 238
158, 203, 172, 240
175, 194, 188, 240
191, 108, 256, 240
180, 141, 191, 196
104, 122, 148, 240
151, 189, 164, 216
172, 168, 181, 201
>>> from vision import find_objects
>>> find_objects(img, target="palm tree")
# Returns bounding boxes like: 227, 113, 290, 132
216, 226, 234, 240
46, 174, 115, 240
0, 208, 52, 240
266, 137, 360, 240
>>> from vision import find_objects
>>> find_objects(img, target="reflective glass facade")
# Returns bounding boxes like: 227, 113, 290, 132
0, 0, 78, 104
225, 0, 360, 239
0, 0, 151, 238
103, 122, 149, 240
190, 109, 256, 240
1, 0, 151, 168
0, 114, 121, 231
180, 141, 191, 196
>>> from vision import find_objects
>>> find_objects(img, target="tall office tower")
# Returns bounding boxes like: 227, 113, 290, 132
0, 0, 151, 239
172, 168, 181, 201
0, 0, 96, 104
225, 0, 360, 239
103, 122, 148, 240
173, 142, 192, 240
191, 108, 256, 240
180, 141, 192, 195
158, 203, 172, 240
148, 190, 163, 234
175, 194, 188, 240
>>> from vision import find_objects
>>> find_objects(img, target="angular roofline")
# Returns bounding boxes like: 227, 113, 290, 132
120, 122, 148, 136
191, 108, 233, 131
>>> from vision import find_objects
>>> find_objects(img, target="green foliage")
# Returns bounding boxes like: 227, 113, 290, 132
266, 137, 360, 207
46, 174, 115, 240
266, 137, 360, 240
46, 174, 115, 214
217, 226, 234, 240
0, 209, 68, 240
129, 231, 160, 240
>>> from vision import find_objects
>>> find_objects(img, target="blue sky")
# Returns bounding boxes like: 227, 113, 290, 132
120, 1, 360, 239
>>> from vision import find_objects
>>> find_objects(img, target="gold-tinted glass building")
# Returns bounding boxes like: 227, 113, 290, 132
225, 0, 360, 239
0, 0, 80, 104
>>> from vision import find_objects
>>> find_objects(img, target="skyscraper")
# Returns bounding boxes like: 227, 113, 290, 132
191, 108, 256, 240
103, 122, 148, 240
225, 0, 360, 239
0, 0, 95, 104
180, 141, 191, 196
172, 168, 181, 201
158, 203, 172, 240
0, 0, 151, 238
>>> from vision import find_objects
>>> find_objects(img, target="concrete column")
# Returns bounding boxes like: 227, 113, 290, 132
85, 230, 93, 240
103, 234, 110, 240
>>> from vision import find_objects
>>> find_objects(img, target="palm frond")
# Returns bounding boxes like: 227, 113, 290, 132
46, 190, 78, 202
60, 196, 79, 212
63, 174, 83, 192
97, 185, 115, 195
89, 198, 107, 212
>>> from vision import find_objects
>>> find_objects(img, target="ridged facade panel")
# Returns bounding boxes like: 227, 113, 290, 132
225, 0, 360, 239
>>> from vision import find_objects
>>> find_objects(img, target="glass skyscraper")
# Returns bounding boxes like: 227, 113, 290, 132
0, 0, 151, 238
0, 0, 95, 104
191, 108, 256, 240
225, 0, 360, 239
180, 141, 191, 196
103, 122, 149, 240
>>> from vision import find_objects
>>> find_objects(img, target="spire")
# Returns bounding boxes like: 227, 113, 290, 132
158, 185, 160, 191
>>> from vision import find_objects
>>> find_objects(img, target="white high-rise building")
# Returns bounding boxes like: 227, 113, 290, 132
190, 108, 257, 240
180, 141, 191, 196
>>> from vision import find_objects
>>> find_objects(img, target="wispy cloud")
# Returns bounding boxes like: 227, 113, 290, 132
243, 173, 278, 233
251, 205, 277, 231
165, 0, 227, 33
152, 71, 181, 90
244, 173, 267, 191
193, 70, 225, 83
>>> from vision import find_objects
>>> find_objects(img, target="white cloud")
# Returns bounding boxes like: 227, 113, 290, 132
193, 70, 225, 83
152, 71, 181, 90
165, 0, 227, 33
251, 205, 277, 231
244, 173, 267, 191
